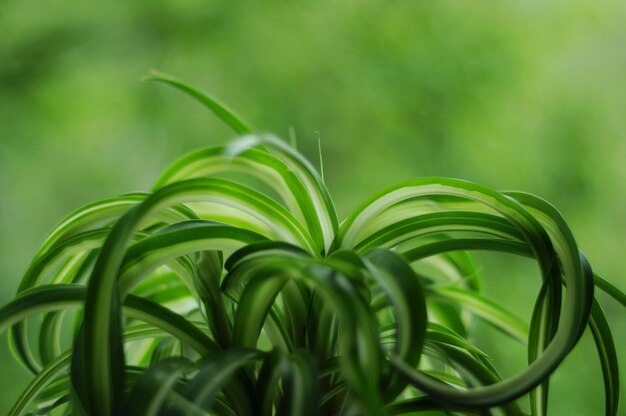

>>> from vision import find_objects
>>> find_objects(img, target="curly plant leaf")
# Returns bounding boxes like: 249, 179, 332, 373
1, 74, 624, 416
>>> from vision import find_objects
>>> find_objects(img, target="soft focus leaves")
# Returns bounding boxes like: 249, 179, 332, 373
1, 0, 625, 414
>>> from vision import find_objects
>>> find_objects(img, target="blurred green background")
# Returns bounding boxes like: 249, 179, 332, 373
1, 0, 625, 413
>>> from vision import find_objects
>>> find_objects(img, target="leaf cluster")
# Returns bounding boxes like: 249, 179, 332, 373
1, 73, 624, 416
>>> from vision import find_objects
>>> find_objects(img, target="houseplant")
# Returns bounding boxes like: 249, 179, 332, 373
0, 73, 624, 415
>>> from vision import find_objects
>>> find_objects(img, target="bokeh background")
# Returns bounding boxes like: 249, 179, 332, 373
1, 0, 625, 413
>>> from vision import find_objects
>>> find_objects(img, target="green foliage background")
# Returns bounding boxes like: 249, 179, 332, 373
0, 0, 624, 413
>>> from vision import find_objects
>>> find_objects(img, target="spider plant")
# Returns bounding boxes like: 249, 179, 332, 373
1, 72, 624, 416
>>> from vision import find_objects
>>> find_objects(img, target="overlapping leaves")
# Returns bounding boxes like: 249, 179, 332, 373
1, 73, 624, 415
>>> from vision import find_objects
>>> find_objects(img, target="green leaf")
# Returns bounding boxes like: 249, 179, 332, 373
386, 396, 482, 415
589, 299, 620, 416
9, 324, 174, 416
226, 134, 339, 253
0, 285, 220, 355
362, 248, 428, 400
181, 348, 263, 414
143, 70, 252, 135
255, 349, 320, 416
594, 273, 626, 307
118, 220, 266, 295
125, 357, 194, 416
428, 286, 529, 344
152, 145, 328, 254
